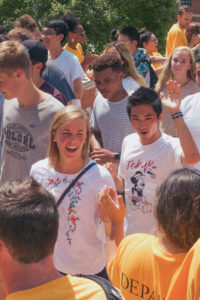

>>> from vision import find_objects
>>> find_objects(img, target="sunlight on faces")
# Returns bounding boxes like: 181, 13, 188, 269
54, 118, 87, 162
171, 50, 192, 80
130, 104, 162, 145
0, 71, 19, 99
178, 11, 192, 29
69, 25, 86, 44
144, 34, 158, 53
94, 67, 123, 100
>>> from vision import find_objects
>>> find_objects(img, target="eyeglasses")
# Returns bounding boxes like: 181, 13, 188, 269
73, 31, 86, 37
41, 31, 57, 37
150, 38, 158, 43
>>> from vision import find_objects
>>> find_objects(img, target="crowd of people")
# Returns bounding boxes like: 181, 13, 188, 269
0, 4, 199, 300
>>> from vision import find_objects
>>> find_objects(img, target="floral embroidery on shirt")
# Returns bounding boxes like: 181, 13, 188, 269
47, 177, 83, 245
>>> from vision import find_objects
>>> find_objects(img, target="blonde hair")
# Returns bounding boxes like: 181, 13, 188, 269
104, 42, 147, 87
155, 46, 195, 93
48, 106, 91, 168
0, 40, 30, 77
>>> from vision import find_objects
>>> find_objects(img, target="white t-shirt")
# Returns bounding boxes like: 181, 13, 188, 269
181, 92, 200, 169
30, 158, 115, 275
122, 76, 140, 95
119, 133, 182, 235
90, 93, 134, 153
50, 49, 85, 92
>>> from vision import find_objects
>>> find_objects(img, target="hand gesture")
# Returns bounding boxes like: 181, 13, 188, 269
103, 162, 118, 180
160, 80, 182, 114
98, 186, 126, 224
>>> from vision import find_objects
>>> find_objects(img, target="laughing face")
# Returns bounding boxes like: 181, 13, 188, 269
130, 104, 162, 145
54, 118, 87, 162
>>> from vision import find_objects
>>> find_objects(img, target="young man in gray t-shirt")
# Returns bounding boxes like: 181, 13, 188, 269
0, 41, 63, 184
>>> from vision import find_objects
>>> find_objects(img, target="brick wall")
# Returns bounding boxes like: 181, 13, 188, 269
192, 0, 200, 22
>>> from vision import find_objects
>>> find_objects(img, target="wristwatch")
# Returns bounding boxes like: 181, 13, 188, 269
114, 153, 121, 160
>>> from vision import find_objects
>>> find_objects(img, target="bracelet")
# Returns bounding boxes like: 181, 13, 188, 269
171, 112, 183, 119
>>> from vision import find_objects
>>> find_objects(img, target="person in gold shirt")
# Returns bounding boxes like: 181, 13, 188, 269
61, 12, 97, 72
166, 5, 192, 57
0, 177, 114, 300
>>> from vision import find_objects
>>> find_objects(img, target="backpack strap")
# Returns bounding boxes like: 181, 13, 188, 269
76, 274, 123, 300
56, 161, 96, 208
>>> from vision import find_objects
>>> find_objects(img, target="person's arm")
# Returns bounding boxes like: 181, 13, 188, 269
104, 162, 124, 193
98, 185, 126, 247
90, 129, 120, 165
73, 78, 83, 100
162, 80, 200, 164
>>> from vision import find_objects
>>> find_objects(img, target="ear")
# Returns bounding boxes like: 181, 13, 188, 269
177, 15, 181, 23
14, 69, 24, 79
119, 71, 124, 80
158, 112, 163, 124
34, 62, 43, 72
58, 33, 64, 43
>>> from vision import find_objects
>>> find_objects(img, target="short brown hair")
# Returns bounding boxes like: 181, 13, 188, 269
93, 53, 122, 73
178, 5, 192, 17
0, 40, 30, 77
48, 105, 91, 168
15, 14, 38, 33
156, 168, 200, 250
8, 27, 33, 42
0, 177, 58, 263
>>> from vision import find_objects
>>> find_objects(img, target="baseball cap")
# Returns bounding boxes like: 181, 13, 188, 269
22, 39, 48, 63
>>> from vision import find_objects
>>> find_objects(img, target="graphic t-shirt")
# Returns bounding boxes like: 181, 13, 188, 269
0, 96, 63, 184
107, 234, 186, 300
119, 133, 182, 235
6, 275, 107, 300
30, 158, 115, 275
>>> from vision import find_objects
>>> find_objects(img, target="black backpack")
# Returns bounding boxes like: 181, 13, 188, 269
77, 274, 123, 300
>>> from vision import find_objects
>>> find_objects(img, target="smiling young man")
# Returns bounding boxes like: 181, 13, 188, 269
90, 54, 134, 165
0, 41, 63, 184
42, 19, 84, 102
105, 86, 200, 235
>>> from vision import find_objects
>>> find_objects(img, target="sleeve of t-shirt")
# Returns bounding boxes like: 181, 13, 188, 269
71, 55, 85, 81
90, 96, 100, 131
107, 235, 132, 288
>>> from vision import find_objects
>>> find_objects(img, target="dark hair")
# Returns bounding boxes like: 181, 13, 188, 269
110, 29, 119, 42
44, 19, 68, 42
139, 30, 152, 48
0, 25, 7, 35
61, 12, 80, 33
194, 44, 200, 62
93, 53, 123, 73
119, 26, 140, 46
127, 87, 162, 119
178, 5, 192, 17
186, 22, 200, 45
0, 34, 8, 43
156, 168, 200, 250
15, 14, 38, 33
0, 177, 58, 264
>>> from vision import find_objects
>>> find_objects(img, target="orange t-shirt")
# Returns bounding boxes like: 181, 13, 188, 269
63, 43, 84, 64
107, 234, 186, 300
166, 23, 188, 57
167, 238, 200, 300
6, 275, 107, 300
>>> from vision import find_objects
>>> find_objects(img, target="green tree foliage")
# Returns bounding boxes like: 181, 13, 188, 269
0, 0, 179, 54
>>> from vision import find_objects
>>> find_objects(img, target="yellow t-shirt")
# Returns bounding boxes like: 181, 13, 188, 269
148, 51, 163, 70
167, 238, 200, 300
166, 23, 188, 57
107, 234, 186, 300
6, 275, 107, 300
64, 43, 84, 64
